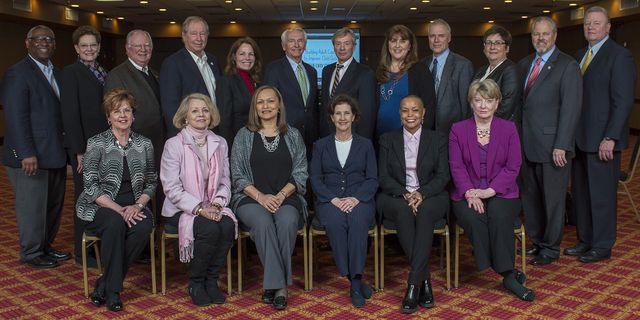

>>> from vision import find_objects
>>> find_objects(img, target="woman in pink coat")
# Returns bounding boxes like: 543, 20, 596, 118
160, 93, 237, 307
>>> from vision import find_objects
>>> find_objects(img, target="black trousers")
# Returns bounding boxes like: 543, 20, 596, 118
68, 151, 88, 259
166, 213, 235, 284
521, 159, 570, 258
85, 208, 153, 294
453, 197, 520, 273
378, 192, 448, 285
571, 148, 620, 253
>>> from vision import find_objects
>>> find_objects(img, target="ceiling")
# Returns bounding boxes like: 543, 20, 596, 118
45, 0, 598, 24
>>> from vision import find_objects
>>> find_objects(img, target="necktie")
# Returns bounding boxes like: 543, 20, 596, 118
431, 58, 439, 91
330, 63, 344, 99
141, 66, 149, 76
524, 56, 542, 98
296, 64, 309, 105
581, 48, 592, 75
45, 65, 60, 98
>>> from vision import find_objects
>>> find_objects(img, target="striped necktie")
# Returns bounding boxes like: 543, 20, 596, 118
330, 63, 344, 99
296, 63, 309, 105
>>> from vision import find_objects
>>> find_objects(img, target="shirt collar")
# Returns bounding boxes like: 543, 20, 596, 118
28, 54, 53, 72
187, 49, 207, 63
434, 49, 450, 63
403, 126, 422, 141
337, 57, 354, 69
286, 55, 303, 69
128, 58, 147, 72
589, 35, 609, 55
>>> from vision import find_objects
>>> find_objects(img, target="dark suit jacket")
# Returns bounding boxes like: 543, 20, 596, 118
320, 60, 377, 139
407, 61, 438, 130
448, 117, 521, 201
59, 61, 109, 154
424, 51, 474, 135
160, 48, 222, 137
473, 59, 521, 123
219, 73, 258, 148
378, 127, 450, 199
517, 48, 582, 163
263, 57, 318, 149
575, 38, 637, 152
310, 134, 378, 203
104, 59, 165, 163
1, 57, 66, 169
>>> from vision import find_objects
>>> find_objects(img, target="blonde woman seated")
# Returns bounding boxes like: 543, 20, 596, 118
230, 85, 308, 311
160, 93, 237, 306
448, 79, 534, 301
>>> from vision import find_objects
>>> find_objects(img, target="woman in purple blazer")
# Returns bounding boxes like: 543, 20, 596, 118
448, 79, 534, 301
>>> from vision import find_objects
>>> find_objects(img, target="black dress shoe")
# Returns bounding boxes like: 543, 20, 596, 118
273, 296, 287, 310
418, 279, 435, 308
262, 289, 276, 304
529, 254, 558, 266
578, 250, 611, 263
401, 284, 420, 314
360, 283, 373, 299
90, 277, 106, 306
525, 246, 540, 257
46, 248, 71, 261
564, 243, 590, 256
106, 293, 123, 312
189, 284, 212, 307
205, 281, 225, 304
514, 270, 527, 285
23, 256, 58, 269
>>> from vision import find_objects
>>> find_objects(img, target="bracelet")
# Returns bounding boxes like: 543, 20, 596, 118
279, 191, 287, 199
196, 207, 204, 216
135, 203, 145, 210
212, 203, 222, 210
256, 192, 261, 202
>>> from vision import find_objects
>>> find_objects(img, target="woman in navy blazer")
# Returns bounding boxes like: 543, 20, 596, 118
310, 94, 378, 308
448, 79, 534, 301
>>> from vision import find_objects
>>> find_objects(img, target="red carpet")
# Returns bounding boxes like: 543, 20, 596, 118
1, 147, 640, 319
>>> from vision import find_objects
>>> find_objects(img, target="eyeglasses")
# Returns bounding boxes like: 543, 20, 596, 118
112, 108, 133, 115
483, 40, 506, 47
128, 44, 153, 50
29, 36, 55, 44
78, 43, 99, 50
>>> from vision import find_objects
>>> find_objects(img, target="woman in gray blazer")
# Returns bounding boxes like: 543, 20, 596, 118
230, 85, 308, 311
76, 89, 157, 312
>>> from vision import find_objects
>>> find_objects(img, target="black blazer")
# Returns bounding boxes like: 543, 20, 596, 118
263, 56, 318, 149
59, 61, 109, 155
219, 73, 258, 148
575, 38, 637, 152
378, 128, 449, 199
473, 59, 521, 123
320, 60, 377, 140
1, 57, 66, 169
160, 47, 222, 137
407, 61, 438, 131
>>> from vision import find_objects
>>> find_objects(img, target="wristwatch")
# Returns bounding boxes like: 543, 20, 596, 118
603, 137, 612, 141
135, 203, 145, 210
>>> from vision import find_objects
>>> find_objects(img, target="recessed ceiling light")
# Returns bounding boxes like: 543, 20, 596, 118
488, 20, 494, 23
521, 15, 528, 19
409, 7, 417, 11
170, 21, 176, 24
117, 17, 125, 20
350, 20, 357, 24
70, 4, 79, 7
139, 0, 148, 4
230, 21, 237, 24
234, 7, 242, 11
225, 0, 232, 3
483, 7, 491, 10
97, 11, 104, 14
311, 7, 317, 11
291, 20, 297, 24
504, 0, 512, 3
310, 0, 319, 3
543, 10, 551, 13
421, 0, 430, 2
159, 8, 167, 12
569, 3, 577, 6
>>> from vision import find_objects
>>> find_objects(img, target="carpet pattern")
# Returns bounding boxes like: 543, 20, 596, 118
1, 146, 640, 319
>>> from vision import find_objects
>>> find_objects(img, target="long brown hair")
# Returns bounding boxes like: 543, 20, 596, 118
224, 37, 262, 83
376, 25, 419, 84
246, 85, 288, 134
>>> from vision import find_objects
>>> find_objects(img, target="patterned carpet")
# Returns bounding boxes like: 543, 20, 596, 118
1, 145, 640, 319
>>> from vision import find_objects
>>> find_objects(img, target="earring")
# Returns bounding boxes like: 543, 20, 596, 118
107, 120, 111, 126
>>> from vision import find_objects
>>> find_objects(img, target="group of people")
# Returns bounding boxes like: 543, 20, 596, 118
1, 5, 636, 315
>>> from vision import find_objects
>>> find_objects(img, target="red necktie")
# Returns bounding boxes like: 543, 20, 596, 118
524, 56, 542, 98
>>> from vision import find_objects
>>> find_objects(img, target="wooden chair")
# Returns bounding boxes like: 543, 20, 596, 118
236, 223, 309, 293
619, 134, 640, 222
308, 216, 379, 290
81, 229, 157, 297
379, 218, 450, 290
160, 224, 233, 295
454, 220, 526, 288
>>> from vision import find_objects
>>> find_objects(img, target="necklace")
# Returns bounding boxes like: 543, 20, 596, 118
380, 73, 403, 101
476, 127, 491, 139
259, 130, 280, 152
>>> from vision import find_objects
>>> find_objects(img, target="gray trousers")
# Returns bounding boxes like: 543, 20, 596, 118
236, 203, 300, 289
5, 166, 66, 261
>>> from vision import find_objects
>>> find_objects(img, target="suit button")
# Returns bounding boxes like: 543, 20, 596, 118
342, 180, 345, 183
341, 187, 345, 190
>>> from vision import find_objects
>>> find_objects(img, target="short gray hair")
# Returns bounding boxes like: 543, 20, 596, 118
182, 16, 209, 34
585, 6, 610, 23
532, 16, 557, 34
126, 29, 153, 47
281, 28, 307, 45
428, 19, 452, 36
332, 27, 356, 45
26, 25, 54, 39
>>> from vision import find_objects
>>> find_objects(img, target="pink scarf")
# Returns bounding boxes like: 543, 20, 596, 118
178, 128, 237, 262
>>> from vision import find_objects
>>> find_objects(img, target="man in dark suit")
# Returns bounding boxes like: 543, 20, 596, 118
105, 29, 164, 165
319, 28, 376, 140
160, 16, 222, 138
1, 25, 70, 268
425, 19, 474, 135
566, 6, 637, 263
517, 16, 582, 266
263, 28, 318, 155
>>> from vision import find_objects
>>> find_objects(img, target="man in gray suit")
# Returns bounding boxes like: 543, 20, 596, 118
517, 16, 582, 266
425, 19, 474, 135
105, 29, 164, 164
2, 25, 70, 268
566, 6, 637, 263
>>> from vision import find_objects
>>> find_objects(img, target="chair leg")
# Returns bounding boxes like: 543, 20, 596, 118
439, 234, 445, 269
94, 241, 102, 275
380, 230, 385, 291
150, 229, 156, 294
373, 228, 379, 291
237, 236, 243, 294
454, 226, 460, 288
82, 234, 89, 298
226, 250, 232, 296
520, 229, 526, 275
444, 229, 451, 290
303, 230, 309, 291
161, 232, 167, 295
308, 231, 314, 291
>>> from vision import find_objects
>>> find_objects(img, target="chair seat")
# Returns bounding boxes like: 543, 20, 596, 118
381, 217, 446, 231
310, 216, 376, 232
164, 223, 178, 235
